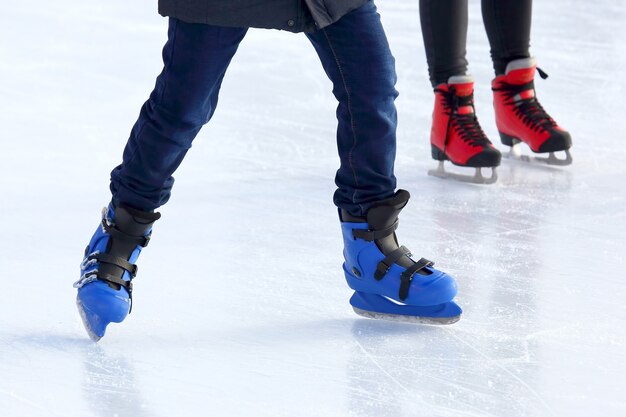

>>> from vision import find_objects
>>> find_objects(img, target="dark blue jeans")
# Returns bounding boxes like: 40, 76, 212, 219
110, 1, 398, 217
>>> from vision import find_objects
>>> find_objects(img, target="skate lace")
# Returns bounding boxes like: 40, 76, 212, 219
492, 80, 557, 133
435, 87, 491, 148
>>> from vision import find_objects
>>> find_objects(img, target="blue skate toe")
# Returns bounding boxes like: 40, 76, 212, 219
76, 281, 130, 341
400, 266, 458, 306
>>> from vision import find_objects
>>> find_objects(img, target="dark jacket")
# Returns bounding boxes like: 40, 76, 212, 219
158, 0, 370, 33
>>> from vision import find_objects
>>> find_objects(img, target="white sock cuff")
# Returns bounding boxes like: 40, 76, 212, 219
505, 57, 537, 74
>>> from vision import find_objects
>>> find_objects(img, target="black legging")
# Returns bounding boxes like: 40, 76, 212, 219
419, 0, 532, 87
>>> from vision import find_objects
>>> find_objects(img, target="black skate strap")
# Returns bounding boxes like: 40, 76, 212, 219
93, 272, 132, 291
88, 252, 136, 313
90, 252, 137, 303
399, 258, 434, 301
352, 220, 398, 241
374, 246, 411, 281
95, 271, 134, 314
90, 253, 138, 277
102, 219, 151, 247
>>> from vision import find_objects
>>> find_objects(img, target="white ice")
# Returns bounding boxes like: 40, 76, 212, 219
1, 1, 625, 416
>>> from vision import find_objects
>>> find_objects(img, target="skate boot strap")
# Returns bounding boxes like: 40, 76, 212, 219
399, 258, 434, 301
89, 253, 138, 278
352, 219, 398, 241
87, 252, 137, 308
91, 269, 133, 295
374, 245, 411, 280
93, 217, 152, 313
102, 219, 151, 247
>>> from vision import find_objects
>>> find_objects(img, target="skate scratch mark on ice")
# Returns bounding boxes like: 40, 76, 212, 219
444, 330, 558, 417
0, 389, 74, 417
431, 223, 476, 247
523, 326, 575, 341
410, 373, 506, 417
492, 226, 550, 238
395, 365, 502, 417
420, 368, 513, 398
351, 339, 438, 414
385, 355, 507, 416
435, 404, 498, 417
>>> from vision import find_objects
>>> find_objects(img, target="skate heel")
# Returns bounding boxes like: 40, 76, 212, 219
431, 145, 448, 161
499, 132, 520, 147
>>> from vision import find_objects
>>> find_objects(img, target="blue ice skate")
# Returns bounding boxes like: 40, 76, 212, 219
73, 204, 160, 341
341, 190, 461, 324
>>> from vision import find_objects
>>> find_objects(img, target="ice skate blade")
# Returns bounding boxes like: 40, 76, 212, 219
76, 298, 102, 342
505, 145, 573, 166
353, 306, 461, 325
428, 161, 497, 184
535, 149, 573, 166
349, 292, 462, 325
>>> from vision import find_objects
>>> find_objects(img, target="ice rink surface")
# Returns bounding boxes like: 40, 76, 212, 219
1, 1, 625, 416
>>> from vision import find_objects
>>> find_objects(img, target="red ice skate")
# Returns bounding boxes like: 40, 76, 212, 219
492, 57, 572, 165
428, 75, 501, 184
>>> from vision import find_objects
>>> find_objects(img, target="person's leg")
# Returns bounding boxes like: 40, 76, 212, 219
76, 19, 248, 341
483, 0, 572, 163
306, 2, 398, 218
419, 0, 469, 87
481, 0, 532, 75
110, 18, 248, 211
306, 2, 461, 323
419, 0, 500, 183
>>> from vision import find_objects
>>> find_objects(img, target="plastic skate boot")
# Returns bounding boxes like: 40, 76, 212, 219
73, 203, 160, 341
427, 75, 501, 184
341, 190, 461, 324
492, 57, 572, 165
